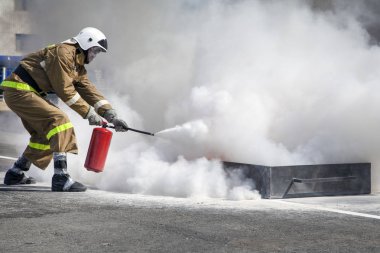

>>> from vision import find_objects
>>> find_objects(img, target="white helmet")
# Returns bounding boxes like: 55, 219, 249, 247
73, 27, 108, 52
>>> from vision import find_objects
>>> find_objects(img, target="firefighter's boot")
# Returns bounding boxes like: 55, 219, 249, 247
52, 173, 87, 192
51, 152, 87, 192
4, 156, 36, 185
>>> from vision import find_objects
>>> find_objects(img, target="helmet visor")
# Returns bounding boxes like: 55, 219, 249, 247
86, 46, 103, 64
98, 39, 108, 52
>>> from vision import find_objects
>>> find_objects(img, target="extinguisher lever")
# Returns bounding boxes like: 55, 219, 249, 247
102, 122, 112, 128
102, 123, 154, 136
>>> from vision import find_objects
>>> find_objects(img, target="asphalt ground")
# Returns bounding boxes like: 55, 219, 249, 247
1, 145, 380, 252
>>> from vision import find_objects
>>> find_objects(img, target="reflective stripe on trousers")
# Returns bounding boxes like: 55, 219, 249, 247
28, 142, 50, 150
46, 122, 74, 140
28, 122, 74, 150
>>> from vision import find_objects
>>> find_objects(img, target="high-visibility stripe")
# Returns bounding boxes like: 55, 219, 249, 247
29, 142, 50, 150
65, 92, 81, 106
40, 60, 46, 71
46, 122, 74, 140
1, 81, 38, 93
94, 100, 110, 113
84, 107, 95, 119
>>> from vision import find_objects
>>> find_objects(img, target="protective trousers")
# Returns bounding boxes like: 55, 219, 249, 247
3, 89, 78, 169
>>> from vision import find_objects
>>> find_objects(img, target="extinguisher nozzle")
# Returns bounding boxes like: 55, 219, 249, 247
127, 127, 155, 136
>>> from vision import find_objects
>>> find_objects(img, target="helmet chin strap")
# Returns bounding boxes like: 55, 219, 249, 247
84, 50, 90, 64
74, 47, 88, 65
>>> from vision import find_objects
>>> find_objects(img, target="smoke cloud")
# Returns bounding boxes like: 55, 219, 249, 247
23, 0, 380, 197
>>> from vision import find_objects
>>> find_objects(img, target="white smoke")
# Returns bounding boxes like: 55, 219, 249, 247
24, 0, 380, 196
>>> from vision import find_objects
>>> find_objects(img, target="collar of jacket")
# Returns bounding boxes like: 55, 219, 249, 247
75, 47, 86, 66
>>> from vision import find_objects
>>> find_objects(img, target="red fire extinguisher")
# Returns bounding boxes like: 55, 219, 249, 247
85, 123, 154, 173
85, 126, 113, 173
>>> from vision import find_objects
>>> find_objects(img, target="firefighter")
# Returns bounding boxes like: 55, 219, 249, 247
0, 27, 128, 192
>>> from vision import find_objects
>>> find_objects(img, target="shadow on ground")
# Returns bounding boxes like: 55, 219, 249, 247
0, 184, 51, 192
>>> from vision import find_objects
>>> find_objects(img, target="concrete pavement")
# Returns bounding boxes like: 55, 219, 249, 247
1, 155, 380, 253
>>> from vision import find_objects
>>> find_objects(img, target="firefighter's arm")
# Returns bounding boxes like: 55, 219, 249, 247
77, 73, 128, 131
44, 45, 91, 118
74, 72, 112, 117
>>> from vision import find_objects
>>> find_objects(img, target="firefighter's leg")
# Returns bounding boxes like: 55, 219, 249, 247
4, 90, 57, 168
22, 118, 53, 170
43, 107, 86, 192
4, 91, 52, 185
3, 103, 44, 185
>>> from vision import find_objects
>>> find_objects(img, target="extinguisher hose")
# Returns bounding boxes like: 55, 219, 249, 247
103, 124, 155, 136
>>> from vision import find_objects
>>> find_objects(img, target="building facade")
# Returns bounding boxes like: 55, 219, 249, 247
0, 0, 32, 107
0, 0, 32, 55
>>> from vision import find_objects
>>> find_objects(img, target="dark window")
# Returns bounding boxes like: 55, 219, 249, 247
14, 0, 28, 11
16, 34, 39, 52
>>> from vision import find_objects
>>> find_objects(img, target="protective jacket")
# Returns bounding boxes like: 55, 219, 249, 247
0, 43, 113, 169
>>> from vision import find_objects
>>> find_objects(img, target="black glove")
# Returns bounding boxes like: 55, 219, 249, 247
104, 109, 129, 132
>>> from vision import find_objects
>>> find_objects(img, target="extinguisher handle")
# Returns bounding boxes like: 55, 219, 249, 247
102, 122, 111, 128
102, 124, 154, 136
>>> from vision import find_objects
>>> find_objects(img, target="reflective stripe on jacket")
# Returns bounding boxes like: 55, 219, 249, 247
1, 80, 38, 93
